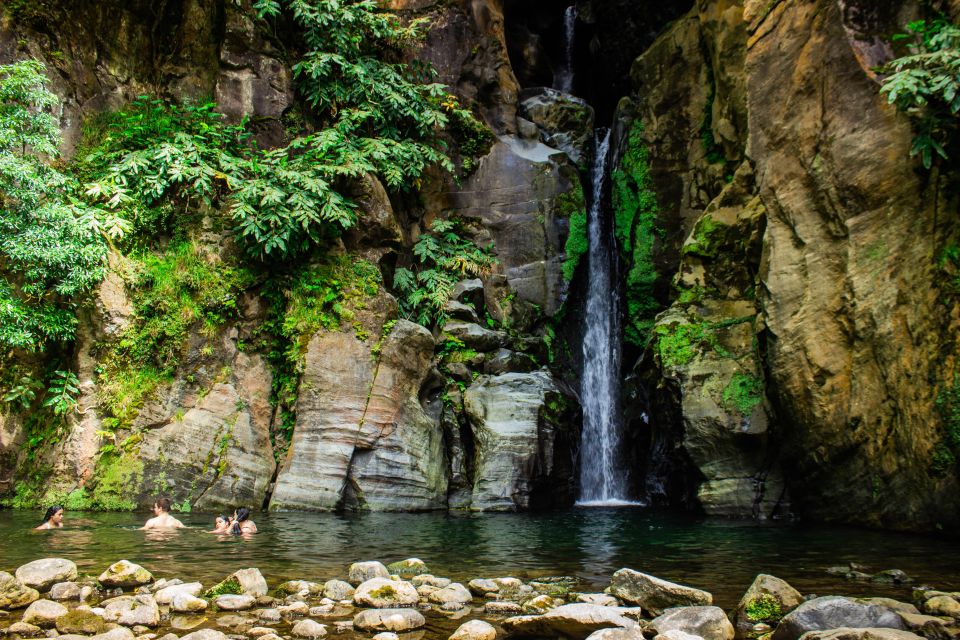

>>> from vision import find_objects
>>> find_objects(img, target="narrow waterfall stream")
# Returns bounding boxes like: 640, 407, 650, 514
577, 130, 633, 506
554, 5, 577, 93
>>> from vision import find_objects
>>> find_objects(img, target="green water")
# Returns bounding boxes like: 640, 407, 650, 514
1, 509, 956, 608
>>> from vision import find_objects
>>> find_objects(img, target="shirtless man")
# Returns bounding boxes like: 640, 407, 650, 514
142, 497, 185, 529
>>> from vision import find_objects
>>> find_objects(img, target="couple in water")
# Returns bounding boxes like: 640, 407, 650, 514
142, 497, 257, 534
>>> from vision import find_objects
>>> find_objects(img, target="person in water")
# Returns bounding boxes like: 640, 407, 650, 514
142, 497, 185, 529
35, 505, 64, 530
230, 507, 257, 534
208, 513, 232, 534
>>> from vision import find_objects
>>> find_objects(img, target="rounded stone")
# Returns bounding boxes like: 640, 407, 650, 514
23, 599, 69, 628
386, 559, 429, 579
98, 561, 154, 589
291, 620, 327, 638
354, 608, 426, 632
0, 571, 40, 609
55, 609, 107, 635
155, 583, 203, 606
16, 560, 79, 592
322, 580, 354, 601
180, 631, 229, 640
353, 578, 418, 608
467, 579, 498, 596
429, 583, 473, 606
348, 562, 390, 586
170, 593, 207, 613
450, 620, 497, 640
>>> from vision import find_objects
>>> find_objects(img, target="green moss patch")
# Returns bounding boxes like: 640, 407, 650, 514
205, 576, 242, 598
723, 372, 764, 416
745, 593, 783, 623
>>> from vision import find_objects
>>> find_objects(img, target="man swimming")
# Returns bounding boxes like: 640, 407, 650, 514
142, 497, 185, 529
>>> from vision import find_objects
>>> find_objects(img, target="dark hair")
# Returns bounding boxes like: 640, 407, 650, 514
231, 507, 250, 535
155, 497, 172, 513
41, 505, 63, 525
217, 513, 230, 523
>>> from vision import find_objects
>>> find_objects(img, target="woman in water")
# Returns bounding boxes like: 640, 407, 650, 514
230, 507, 257, 534
208, 513, 232, 534
35, 505, 64, 530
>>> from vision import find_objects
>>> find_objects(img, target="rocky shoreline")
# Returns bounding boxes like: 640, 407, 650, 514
1, 558, 958, 640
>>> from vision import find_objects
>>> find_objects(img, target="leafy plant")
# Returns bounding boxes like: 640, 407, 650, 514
3, 373, 42, 409
880, 18, 960, 169
393, 219, 496, 327
744, 594, 783, 623
44, 370, 80, 417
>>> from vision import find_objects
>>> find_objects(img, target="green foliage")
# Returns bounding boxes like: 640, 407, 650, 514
394, 219, 496, 327
880, 18, 960, 169
449, 106, 495, 173
722, 372, 764, 415
44, 370, 80, 417
683, 214, 726, 258
204, 577, 242, 598
612, 121, 661, 345
654, 316, 753, 368
0, 60, 119, 352
745, 594, 783, 623
933, 374, 960, 475
89, 451, 143, 511
3, 373, 42, 410
562, 210, 588, 282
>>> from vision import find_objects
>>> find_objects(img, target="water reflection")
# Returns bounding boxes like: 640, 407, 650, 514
0, 509, 955, 609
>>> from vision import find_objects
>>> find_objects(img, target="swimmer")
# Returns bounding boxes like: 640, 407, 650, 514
230, 507, 257, 534
35, 505, 64, 530
142, 497, 185, 529
208, 513, 232, 534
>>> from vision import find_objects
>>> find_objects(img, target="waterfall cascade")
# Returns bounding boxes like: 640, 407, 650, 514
554, 5, 577, 94
576, 130, 635, 506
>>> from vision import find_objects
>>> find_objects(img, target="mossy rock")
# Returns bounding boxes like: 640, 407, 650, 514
386, 559, 429, 579
55, 609, 106, 635
204, 577, 241, 598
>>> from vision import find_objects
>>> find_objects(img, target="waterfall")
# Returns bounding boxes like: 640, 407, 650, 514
555, 5, 577, 94
577, 130, 634, 507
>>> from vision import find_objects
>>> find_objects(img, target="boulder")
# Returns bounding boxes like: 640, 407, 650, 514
180, 631, 229, 640
0, 571, 40, 609
353, 578, 419, 608
451, 620, 497, 640
48, 583, 83, 601
414, 576, 452, 589
22, 599, 69, 628
98, 561, 154, 589
429, 584, 473, 606
442, 322, 508, 352
609, 570, 712, 616
468, 579, 499, 596
734, 575, 804, 634
155, 584, 203, 605
922, 596, 960, 617
502, 603, 638, 637
170, 593, 207, 613
16, 559, 79, 591
6, 621, 42, 636
206, 569, 267, 598
386, 559, 429, 579
214, 594, 256, 611
772, 597, 907, 640
798, 629, 925, 640
857, 600, 917, 616
523, 594, 561, 614
578, 594, 620, 607
56, 609, 107, 635
519, 88, 595, 166
650, 607, 734, 640
279, 601, 310, 617
322, 580, 355, 601
349, 562, 391, 586
353, 608, 426, 632
278, 581, 322, 597
103, 595, 161, 627
291, 620, 327, 638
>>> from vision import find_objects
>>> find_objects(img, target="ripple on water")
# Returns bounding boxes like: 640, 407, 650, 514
0, 509, 957, 609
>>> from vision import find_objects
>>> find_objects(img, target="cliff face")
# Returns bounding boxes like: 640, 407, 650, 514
0, 0, 958, 529
618, 0, 960, 529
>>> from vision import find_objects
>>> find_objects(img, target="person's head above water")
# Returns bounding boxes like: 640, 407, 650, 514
41, 505, 64, 527
231, 507, 250, 534
153, 497, 172, 514
215, 514, 230, 527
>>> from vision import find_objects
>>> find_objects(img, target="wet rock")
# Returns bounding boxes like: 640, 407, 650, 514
519, 88, 595, 166
799, 630, 925, 640
452, 280, 485, 311
386, 560, 429, 579
441, 322, 507, 353
372, 633, 399, 640
322, 580, 355, 601
468, 580, 498, 596
102, 595, 160, 627
609, 570, 713, 616
215, 595, 256, 611
858, 600, 919, 616
871, 571, 913, 585
291, 620, 327, 638
231, 569, 268, 598
279, 602, 309, 618
587, 628, 647, 640
772, 597, 907, 640
255, 609, 281, 622
48, 584, 82, 602
450, 620, 497, 640
248, 628, 275, 637
655, 632, 703, 640
0, 572, 40, 609
6, 622, 43, 636
277, 581, 321, 597
55, 609, 107, 635
16, 561, 79, 592
445, 300, 481, 324
523, 595, 561, 614
23, 600, 69, 628
353, 609, 426, 632
923, 597, 960, 617
486, 601, 523, 615
733, 575, 803, 634
170, 594, 207, 613
255, 635, 282, 640
413, 576, 451, 589
502, 603, 638, 637
429, 584, 473, 607
155, 584, 203, 606
99, 562, 154, 589
180, 631, 228, 640
650, 606, 734, 640
577, 595, 619, 607
309, 605, 335, 616
353, 578, 418, 608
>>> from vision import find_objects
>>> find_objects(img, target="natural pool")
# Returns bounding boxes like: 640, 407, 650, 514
2, 508, 957, 609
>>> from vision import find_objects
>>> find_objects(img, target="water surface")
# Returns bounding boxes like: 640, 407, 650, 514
1, 509, 956, 609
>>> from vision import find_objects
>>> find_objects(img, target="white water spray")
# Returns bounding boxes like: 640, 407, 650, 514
555, 5, 577, 94
576, 130, 636, 507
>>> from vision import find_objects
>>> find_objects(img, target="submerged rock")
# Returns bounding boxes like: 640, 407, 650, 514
650, 606, 734, 640
16, 560, 79, 592
609, 569, 713, 616
353, 608, 426, 632
99, 561, 154, 589
772, 596, 907, 640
